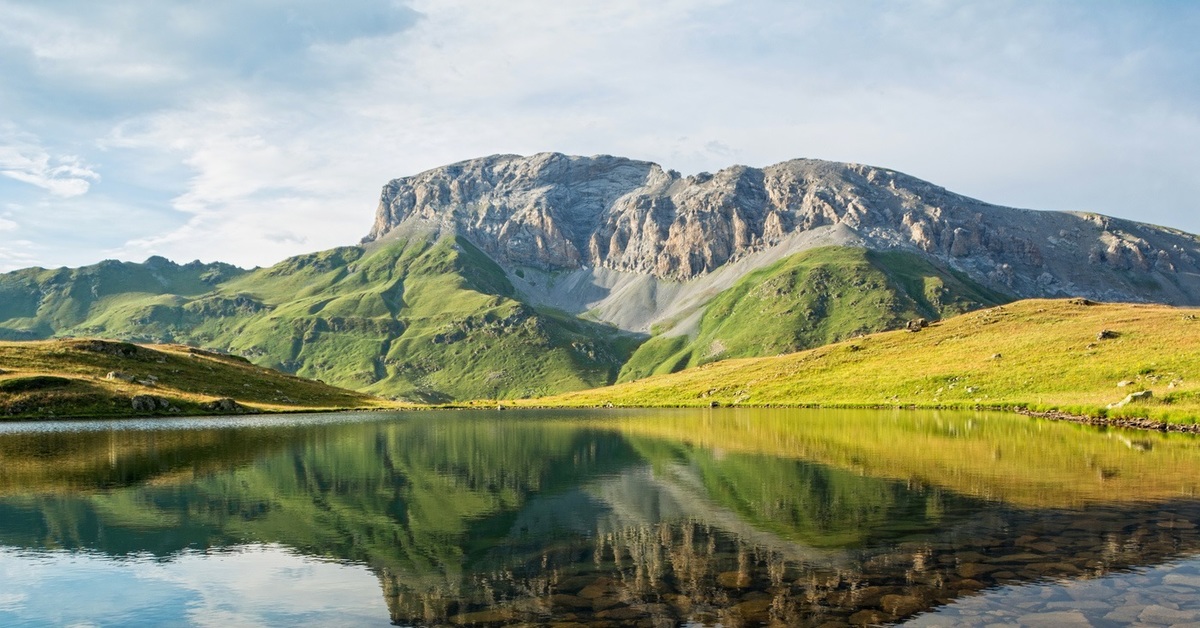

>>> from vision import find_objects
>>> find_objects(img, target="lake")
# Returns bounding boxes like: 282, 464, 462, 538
0, 408, 1198, 626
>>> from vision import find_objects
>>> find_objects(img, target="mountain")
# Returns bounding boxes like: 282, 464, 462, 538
366, 153, 1200, 303
2, 153, 1198, 401
0, 256, 244, 341
615, 246, 1009, 382
0, 237, 637, 402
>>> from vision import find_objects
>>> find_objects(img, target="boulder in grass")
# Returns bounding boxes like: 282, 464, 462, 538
202, 398, 245, 413
1108, 390, 1153, 409
131, 395, 170, 412
74, 340, 140, 358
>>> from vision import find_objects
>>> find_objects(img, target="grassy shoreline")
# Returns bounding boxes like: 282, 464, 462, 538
494, 299, 1200, 431
0, 338, 392, 420
7, 299, 1200, 436
474, 401, 1200, 434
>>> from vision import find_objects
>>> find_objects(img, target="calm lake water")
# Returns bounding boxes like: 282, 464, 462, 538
0, 408, 1199, 627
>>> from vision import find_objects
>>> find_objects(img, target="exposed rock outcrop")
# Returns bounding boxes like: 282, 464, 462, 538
130, 395, 173, 413
365, 153, 1200, 305
72, 339, 141, 358
202, 397, 247, 414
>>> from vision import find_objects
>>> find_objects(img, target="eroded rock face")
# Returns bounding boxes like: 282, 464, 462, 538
365, 153, 1200, 304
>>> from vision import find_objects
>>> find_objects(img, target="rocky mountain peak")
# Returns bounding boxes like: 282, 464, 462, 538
366, 153, 663, 268
365, 153, 1200, 304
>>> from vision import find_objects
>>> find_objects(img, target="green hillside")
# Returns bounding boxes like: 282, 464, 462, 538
0, 338, 381, 419
0, 257, 245, 340
0, 237, 639, 402
521, 299, 1200, 427
618, 247, 1010, 381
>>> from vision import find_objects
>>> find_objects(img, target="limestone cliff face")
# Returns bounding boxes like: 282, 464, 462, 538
366, 153, 1200, 304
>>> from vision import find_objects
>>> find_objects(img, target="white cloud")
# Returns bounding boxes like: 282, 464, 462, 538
101, 96, 373, 266
0, 545, 391, 626
0, 239, 39, 272
0, 127, 100, 198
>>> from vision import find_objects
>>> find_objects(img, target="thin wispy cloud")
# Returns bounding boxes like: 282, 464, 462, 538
0, 127, 99, 198
0, 237, 38, 270
0, 0, 1197, 271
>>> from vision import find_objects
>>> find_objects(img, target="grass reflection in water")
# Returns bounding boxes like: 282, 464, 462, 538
0, 408, 1197, 626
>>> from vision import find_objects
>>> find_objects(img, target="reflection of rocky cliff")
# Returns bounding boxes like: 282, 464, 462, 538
367, 153, 1200, 304
374, 452, 1200, 626
431, 501, 1200, 626
1, 412, 1199, 626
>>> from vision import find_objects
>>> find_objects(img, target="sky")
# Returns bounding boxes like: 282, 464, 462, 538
0, 544, 391, 626
1, 0, 1198, 271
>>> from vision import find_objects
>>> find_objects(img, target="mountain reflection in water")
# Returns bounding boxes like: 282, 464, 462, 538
0, 408, 1197, 627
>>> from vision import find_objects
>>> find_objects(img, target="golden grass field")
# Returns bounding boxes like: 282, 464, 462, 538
0, 338, 388, 419
514, 299, 1200, 427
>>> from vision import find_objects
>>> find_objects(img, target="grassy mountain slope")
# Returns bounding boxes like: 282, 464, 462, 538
205, 237, 640, 401
0, 257, 245, 340
521, 299, 1200, 426
618, 247, 1011, 382
0, 237, 640, 402
0, 338, 381, 419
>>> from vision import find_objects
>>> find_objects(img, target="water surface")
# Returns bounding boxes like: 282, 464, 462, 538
0, 408, 1198, 626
